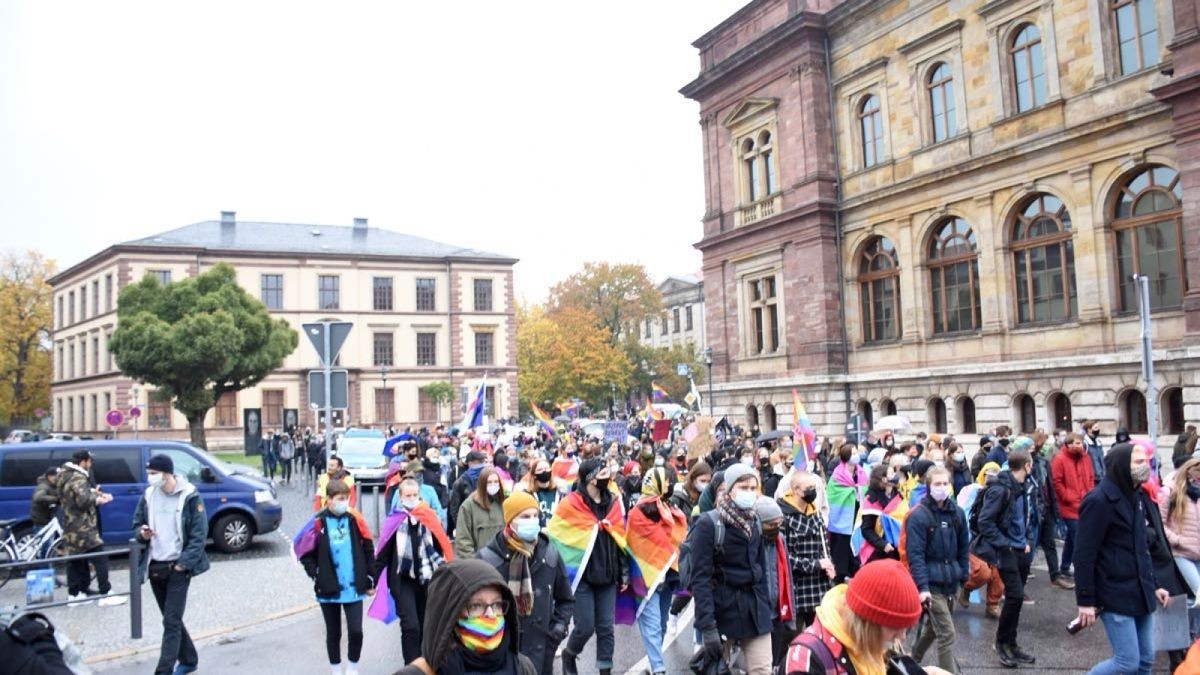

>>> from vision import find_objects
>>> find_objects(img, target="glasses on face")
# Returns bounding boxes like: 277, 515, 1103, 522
464, 599, 509, 618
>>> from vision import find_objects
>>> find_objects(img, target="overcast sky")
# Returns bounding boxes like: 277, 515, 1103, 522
0, 1, 746, 302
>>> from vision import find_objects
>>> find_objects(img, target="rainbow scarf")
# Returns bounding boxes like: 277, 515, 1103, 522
456, 614, 505, 654
850, 492, 908, 564
626, 498, 687, 617
367, 505, 454, 624
547, 490, 637, 624
826, 463, 866, 535
292, 508, 372, 561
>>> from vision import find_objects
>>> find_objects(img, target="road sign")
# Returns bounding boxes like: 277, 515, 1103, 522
34, 408, 46, 418
303, 322, 353, 367
105, 409, 125, 428
308, 370, 349, 409
676, 364, 691, 377
128, 406, 142, 419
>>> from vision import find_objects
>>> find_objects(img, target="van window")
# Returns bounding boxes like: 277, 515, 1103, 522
0, 451, 56, 487
150, 448, 205, 484
91, 447, 141, 484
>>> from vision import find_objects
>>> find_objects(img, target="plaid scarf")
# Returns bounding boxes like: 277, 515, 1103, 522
504, 526, 536, 616
719, 492, 755, 537
397, 517, 444, 584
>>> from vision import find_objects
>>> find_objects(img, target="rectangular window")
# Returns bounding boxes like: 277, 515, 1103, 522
92, 281, 99, 316
148, 394, 171, 429
90, 395, 97, 432
673, 307, 681, 333
260, 274, 283, 310
91, 446, 140, 484
318, 275, 340, 310
661, 316, 668, 336
686, 305, 694, 331
473, 279, 493, 312
92, 337, 99, 375
373, 332, 394, 367
149, 270, 172, 285
1115, 0, 1160, 75
373, 276, 394, 311
417, 332, 436, 366
57, 296, 64, 329
80, 285, 86, 318
262, 389, 284, 427
68, 344, 75, 378
79, 341, 86, 376
56, 346, 64, 381
374, 388, 394, 424
105, 333, 113, 371
68, 291, 75, 325
105, 274, 113, 312
214, 391, 238, 427
416, 278, 436, 312
747, 275, 780, 354
103, 393, 111, 418
67, 398, 74, 432
474, 332, 494, 366
418, 389, 437, 421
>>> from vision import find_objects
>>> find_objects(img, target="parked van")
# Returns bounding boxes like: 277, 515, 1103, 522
0, 440, 282, 553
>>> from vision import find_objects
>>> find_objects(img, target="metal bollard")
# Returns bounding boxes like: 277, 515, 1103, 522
373, 486, 383, 538
128, 538, 142, 639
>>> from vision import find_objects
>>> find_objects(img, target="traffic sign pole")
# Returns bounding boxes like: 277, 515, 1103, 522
324, 322, 333, 463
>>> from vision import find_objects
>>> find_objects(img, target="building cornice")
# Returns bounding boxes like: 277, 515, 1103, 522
680, 11, 826, 101
896, 19, 965, 56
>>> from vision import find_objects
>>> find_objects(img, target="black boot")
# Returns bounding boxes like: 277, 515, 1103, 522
561, 651, 578, 675
1009, 643, 1036, 665
994, 643, 1017, 669
599, 670, 611, 675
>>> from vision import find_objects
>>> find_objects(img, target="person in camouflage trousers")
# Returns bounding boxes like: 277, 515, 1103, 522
59, 450, 114, 602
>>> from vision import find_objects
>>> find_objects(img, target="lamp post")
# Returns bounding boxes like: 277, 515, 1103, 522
131, 386, 140, 439
704, 347, 714, 416
610, 382, 616, 418
379, 366, 390, 427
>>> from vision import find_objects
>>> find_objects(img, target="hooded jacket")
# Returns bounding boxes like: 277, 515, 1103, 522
394, 558, 536, 675
30, 476, 58, 527
132, 478, 211, 582
57, 463, 101, 554
1051, 444, 1094, 520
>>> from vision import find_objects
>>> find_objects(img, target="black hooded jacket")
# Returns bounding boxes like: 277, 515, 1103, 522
393, 559, 536, 675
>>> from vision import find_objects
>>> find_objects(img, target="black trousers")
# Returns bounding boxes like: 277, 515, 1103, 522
829, 533, 859, 582
1036, 516, 1061, 580
67, 545, 109, 595
279, 458, 293, 482
996, 546, 1031, 646
320, 601, 364, 665
149, 563, 196, 675
394, 577, 427, 664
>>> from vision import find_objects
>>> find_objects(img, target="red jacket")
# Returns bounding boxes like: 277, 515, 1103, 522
1051, 447, 1094, 520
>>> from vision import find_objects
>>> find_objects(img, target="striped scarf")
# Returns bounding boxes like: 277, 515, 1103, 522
397, 517, 443, 584
718, 492, 755, 537
504, 526, 536, 616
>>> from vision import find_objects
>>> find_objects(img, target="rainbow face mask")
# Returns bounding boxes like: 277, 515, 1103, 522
456, 613, 505, 654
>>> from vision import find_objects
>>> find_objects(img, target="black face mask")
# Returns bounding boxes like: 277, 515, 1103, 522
594, 478, 610, 492
759, 458, 771, 469
762, 523, 781, 541
535, 471, 553, 484
802, 487, 818, 503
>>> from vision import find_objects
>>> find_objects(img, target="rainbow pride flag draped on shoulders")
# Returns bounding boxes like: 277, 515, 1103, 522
547, 490, 638, 624
292, 508, 374, 561
367, 503, 453, 624
850, 492, 908, 564
625, 499, 688, 618
826, 463, 867, 536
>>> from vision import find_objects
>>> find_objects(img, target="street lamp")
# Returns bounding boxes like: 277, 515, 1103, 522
703, 347, 714, 416
131, 386, 140, 439
610, 382, 616, 418
379, 366, 390, 427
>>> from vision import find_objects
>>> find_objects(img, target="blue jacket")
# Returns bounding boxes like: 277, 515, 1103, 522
131, 481, 210, 583
1084, 436, 1105, 485
690, 511, 773, 640
905, 495, 969, 595
1073, 478, 1156, 617
973, 471, 1031, 565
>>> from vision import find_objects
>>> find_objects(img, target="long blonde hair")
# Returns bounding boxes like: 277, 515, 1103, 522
1170, 459, 1200, 528
837, 602, 887, 672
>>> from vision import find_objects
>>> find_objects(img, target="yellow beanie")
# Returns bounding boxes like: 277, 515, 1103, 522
503, 491, 539, 524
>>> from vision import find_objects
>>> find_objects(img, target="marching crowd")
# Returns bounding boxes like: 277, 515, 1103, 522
283, 418, 1200, 675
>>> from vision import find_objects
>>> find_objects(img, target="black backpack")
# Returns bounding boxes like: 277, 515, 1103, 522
679, 510, 725, 592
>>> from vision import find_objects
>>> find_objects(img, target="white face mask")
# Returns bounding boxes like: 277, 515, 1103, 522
147, 472, 164, 488
400, 498, 420, 512
486, 483, 500, 496
953, 452, 966, 463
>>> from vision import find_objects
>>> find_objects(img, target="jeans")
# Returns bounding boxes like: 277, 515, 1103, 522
279, 458, 293, 482
1036, 517, 1061, 580
1060, 518, 1078, 575
636, 587, 673, 672
565, 580, 616, 669
319, 601, 364, 665
996, 546, 1030, 646
1174, 557, 1200, 636
1089, 611, 1155, 675
149, 563, 196, 675
67, 545, 109, 595
394, 577, 428, 664
913, 594, 958, 674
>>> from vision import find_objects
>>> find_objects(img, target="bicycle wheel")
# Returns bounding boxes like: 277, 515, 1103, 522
0, 542, 16, 590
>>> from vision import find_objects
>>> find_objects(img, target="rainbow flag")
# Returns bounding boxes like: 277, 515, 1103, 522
850, 492, 909, 564
551, 457, 578, 485
558, 399, 582, 416
651, 382, 672, 403
792, 389, 816, 470
547, 491, 637, 624
531, 402, 556, 437
368, 504, 453, 624
644, 396, 664, 422
826, 462, 867, 535
292, 509, 374, 562
626, 501, 687, 617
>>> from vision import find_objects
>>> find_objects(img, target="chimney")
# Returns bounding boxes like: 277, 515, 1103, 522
353, 217, 368, 230
220, 211, 236, 226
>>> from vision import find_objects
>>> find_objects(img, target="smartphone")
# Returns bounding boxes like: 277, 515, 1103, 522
885, 654, 926, 675
1067, 617, 1085, 635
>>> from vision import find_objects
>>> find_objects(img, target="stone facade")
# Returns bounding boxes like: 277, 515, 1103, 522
635, 275, 707, 352
683, 0, 1198, 446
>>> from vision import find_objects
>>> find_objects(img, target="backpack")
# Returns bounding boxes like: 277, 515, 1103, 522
968, 481, 1015, 543
679, 510, 725, 592
899, 501, 964, 569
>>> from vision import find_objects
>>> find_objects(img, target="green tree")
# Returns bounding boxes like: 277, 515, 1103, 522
0, 251, 54, 425
517, 304, 631, 415
109, 263, 298, 449
546, 262, 662, 346
623, 339, 705, 410
421, 381, 455, 424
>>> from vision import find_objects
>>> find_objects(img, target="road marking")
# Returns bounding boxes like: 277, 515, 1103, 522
625, 601, 694, 675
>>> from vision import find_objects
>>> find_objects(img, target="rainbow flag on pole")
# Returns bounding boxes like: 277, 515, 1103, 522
644, 396, 664, 422
651, 382, 672, 403
792, 389, 817, 470
531, 402, 556, 437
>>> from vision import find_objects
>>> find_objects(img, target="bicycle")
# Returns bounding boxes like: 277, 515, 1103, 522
0, 518, 64, 589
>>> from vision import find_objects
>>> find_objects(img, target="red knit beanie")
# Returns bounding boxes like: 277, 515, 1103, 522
845, 559, 922, 629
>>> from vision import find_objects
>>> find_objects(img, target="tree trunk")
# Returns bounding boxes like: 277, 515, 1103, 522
187, 413, 208, 450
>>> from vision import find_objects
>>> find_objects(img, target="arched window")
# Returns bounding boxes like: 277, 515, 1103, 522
928, 218, 981, 334
859, 237, 901, 342
1113, 0, 1160, 75
1048, 392, 1073, 431
927, 63, 957, 142
1162, 387, 1184, 435
1113, 166, 1184, 312
1010, 24, 1047, 112
741, 138, 761, 203
1122, 390, 1148, 433
958, 396, 977, 434
1016, 394, 1037, 433
760, 130, 777, 196
763, 403, 777, 431
858, 95, 885, 168
930, 398, 948, 434
1012, 194, 1077, 323
745, 404, 759, 429
857, 399, 874, 429
881, 398, 898, 417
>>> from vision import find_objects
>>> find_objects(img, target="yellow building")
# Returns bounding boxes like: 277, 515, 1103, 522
48, 212, 518, 448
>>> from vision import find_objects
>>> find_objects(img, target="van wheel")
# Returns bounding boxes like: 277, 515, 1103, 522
213, 513, 254, 553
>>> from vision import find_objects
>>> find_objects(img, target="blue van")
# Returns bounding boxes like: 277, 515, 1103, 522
0, 440, 282, 553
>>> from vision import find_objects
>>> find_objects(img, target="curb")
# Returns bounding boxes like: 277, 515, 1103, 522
83, 601, 319, 666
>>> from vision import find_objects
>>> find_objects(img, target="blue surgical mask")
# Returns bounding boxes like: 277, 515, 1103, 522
330, 500, 349, 516
400, 498, 420, 512
514, 518, 540, 542
733, 491, 757, 510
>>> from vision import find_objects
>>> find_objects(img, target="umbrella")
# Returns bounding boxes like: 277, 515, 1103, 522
382, 432, 415, 457
755, 429, 793, 443
553, 415, 572, 423
873, 415, 913, 434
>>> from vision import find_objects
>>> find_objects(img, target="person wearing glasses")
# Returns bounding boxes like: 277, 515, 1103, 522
395, 558, 537, 675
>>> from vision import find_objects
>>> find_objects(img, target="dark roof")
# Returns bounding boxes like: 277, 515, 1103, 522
119, 219, 516, 262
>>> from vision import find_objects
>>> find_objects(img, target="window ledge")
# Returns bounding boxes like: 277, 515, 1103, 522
741, 350, 786, 361
925, 329, 982, 342
1008, 318, 1079, 334
1110, 308, 1186, 321
915, 132, 971, 155
856, 338, 903, 350
1090, 60, 1171, 94
989, 96, 1065, 129
842, 158, 895, 181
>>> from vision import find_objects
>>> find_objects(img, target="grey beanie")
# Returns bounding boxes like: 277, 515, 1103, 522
755, 496, 783, 521
724, 463, 759, 488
